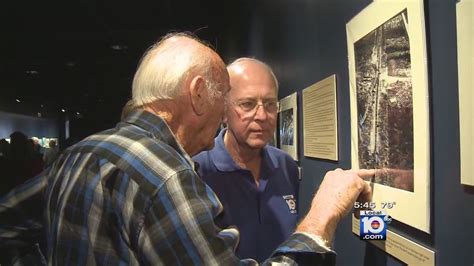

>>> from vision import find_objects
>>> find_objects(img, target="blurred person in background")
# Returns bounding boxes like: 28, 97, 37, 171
6, 132, 39, 188
43, 140, 59, 167
0, 139, 11, 195
0, 139, 9, 158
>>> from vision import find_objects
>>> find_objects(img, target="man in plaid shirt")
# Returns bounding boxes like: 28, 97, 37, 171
0, 32, 373, 265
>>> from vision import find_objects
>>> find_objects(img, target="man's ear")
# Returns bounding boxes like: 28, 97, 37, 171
189, 75, 208, 115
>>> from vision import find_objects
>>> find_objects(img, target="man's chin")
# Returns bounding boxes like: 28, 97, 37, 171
247, 140, 267, 149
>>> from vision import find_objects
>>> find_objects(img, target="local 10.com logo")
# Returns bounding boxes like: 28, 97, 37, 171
360, 210, 392, 240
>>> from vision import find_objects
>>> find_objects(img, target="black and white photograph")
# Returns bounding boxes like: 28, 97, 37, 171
278, 92, 298, 161
279, 108, 294, 146
354, 10, 414, 192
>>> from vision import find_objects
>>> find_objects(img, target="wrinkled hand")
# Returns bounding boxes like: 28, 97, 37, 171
312, 168, 373, 221
296, 168, 374, 246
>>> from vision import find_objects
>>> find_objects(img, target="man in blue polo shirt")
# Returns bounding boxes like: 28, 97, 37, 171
193, 58, 299, 262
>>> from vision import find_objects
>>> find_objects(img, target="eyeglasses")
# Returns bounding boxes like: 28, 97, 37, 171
228, 99, 280, 115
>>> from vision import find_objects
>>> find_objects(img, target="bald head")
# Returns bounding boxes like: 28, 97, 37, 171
132, 33, 227, 107
226, 58, 279, 95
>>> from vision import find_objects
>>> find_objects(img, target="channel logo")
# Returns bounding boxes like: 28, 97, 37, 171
359, 210, 391, 240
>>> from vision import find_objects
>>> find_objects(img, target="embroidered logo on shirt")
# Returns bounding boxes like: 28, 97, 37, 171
283, 195, 297, 214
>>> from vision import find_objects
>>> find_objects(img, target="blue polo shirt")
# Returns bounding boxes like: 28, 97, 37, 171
193, 129, 299, 262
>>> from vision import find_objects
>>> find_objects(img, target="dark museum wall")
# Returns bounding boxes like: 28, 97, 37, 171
246, 0, 473, 265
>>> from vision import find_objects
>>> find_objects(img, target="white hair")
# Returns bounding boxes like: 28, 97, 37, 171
132, 33, 222, 107
227, 57, 279, 94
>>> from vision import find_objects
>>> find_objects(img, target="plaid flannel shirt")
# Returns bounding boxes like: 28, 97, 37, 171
0, 110, 335, 265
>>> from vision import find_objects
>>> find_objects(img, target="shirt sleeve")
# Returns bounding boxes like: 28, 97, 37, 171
0, 172, 47, 248
137, 169, 336, 266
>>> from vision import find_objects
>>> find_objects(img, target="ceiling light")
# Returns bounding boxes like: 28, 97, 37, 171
61, 109, 66, 113
26, 70, 39, 75
16, 99, 21, 103
111, 44, 127, 51
75, 112, 83, 119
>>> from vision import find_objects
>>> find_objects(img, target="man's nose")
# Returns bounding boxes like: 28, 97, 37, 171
254, 104, 268, 120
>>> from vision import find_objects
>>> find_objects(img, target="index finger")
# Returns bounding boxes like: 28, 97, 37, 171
354, 169, 376, 178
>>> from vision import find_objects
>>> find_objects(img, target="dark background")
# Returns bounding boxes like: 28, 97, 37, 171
0, 0, 252, 139
1, 0, 473, 265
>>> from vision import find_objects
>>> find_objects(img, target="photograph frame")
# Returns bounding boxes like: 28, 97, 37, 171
347, 0, 431, 233
279, 92, 298, 161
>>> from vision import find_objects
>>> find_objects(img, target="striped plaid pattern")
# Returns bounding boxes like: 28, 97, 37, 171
0, 110, 335, 265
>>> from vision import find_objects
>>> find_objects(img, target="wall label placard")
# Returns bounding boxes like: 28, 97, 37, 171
302, 75, 338, 161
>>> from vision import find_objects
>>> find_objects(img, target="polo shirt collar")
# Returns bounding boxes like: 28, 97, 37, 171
210, 128, 280, 172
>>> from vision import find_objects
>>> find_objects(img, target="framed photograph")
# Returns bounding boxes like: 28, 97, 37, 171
347, 0, 431, 233
456, 0, 474, 186
279, 92, 298, 161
